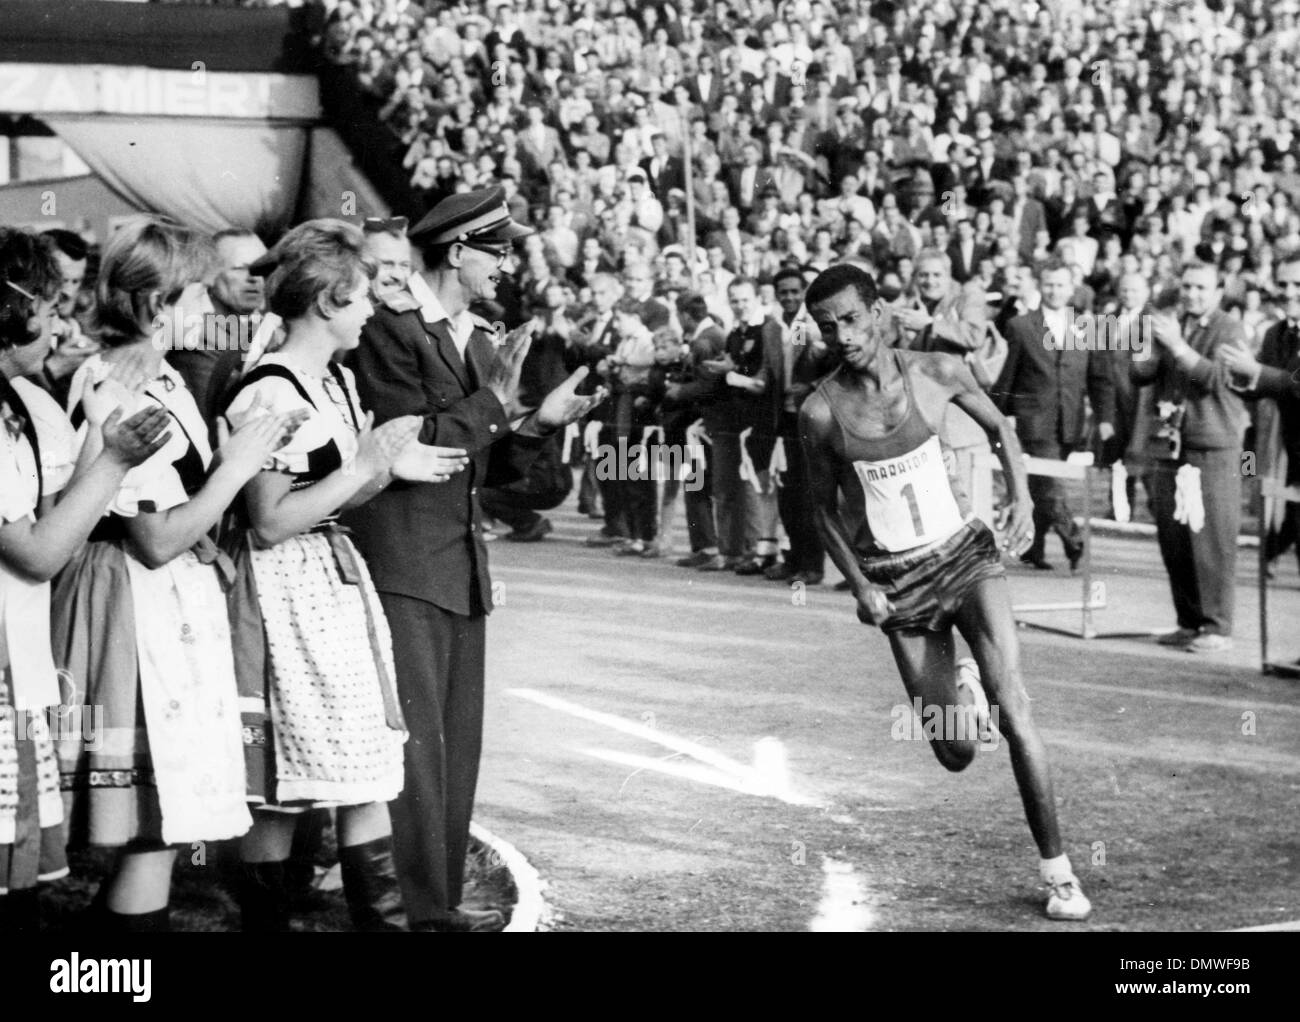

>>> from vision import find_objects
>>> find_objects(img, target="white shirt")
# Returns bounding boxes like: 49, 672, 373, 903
1042, 305, 1070, 348
409, 273, 474, 358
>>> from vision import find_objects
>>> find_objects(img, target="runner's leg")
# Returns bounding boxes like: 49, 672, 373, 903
887, 628, 978, 773
953, 575, 1062, 858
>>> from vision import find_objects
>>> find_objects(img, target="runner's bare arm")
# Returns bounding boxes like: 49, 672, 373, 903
799, 393, 894, 623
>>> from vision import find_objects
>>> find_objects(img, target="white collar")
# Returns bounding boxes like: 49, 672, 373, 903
409, 273, 475, 355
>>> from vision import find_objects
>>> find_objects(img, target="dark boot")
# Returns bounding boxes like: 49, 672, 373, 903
340, 837, 408, 932
237, 860, 291, 933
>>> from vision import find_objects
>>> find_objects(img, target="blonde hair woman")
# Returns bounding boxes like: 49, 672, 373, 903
222, 220, 467, 931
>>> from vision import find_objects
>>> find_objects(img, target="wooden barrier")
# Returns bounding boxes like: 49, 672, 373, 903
971, 451, 1158, 640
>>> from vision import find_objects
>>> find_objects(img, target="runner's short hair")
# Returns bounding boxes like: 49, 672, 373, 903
805, 263, 878, 311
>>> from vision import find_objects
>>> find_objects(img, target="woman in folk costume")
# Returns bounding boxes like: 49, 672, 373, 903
0, 229, 171, 931
52, 216, 306, 932
222, 220, 467, 931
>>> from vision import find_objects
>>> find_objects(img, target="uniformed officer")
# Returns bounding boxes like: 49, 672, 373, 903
342, 187, 605, 931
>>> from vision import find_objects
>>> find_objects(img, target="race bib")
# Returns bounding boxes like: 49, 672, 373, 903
852, 434, 966, 552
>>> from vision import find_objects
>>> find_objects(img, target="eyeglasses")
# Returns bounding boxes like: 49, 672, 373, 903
462, 242, 510, 268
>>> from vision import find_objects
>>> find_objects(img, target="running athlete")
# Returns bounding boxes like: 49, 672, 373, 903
799, 264, 1092, 921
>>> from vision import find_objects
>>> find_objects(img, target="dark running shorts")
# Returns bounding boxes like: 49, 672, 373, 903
861, 518, 1006, 635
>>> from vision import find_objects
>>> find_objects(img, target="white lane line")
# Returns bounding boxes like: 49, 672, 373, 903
583, 748, 815, 803
1227, 919, 1300, 931
809, 856, 875, 932
509, 687, 820, 806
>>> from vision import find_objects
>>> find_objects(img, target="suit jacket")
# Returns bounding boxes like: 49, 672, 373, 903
744, 72, 792, 109
946, 240, 990, 283
1129, 308, 1249, 453
994, 307, 1116, 449
726, 165, 776, 213
342, 300, 547, 617
665, 320, 728, 435
640, 154, 686, 202
517, 124, 564, 177
688, 73, 725, 107
1011, 196, 1048, 262
1251, 319, 1300, 484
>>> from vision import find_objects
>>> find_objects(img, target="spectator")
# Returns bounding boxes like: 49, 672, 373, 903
36, 229, 95, 404
995, 259, 1115, 571
766, 267, 828, 584
1134, 261, 1250, 653
168, 228, 267, 432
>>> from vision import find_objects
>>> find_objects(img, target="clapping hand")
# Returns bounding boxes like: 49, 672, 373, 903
215, 392, 310, 479
100, 406, 173, 468
1218, 342, 1259, 387
892, 307, 932, 332
355, 413, 422, 477
81, 357, 154, 428
391, 442, 471, 483
536, 366, 610, 429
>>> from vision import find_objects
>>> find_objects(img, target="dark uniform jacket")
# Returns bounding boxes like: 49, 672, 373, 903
342, 290, 547, 617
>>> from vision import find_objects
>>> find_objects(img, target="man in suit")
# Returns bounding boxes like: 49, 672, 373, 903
640, 133, 686, 205
705, 206, 754, 274
1132, 261, 1250, 653
727, 142, 775, 219
688, 53, 725, 108
578, 272, 631, 548
945, 218, 989, 285
1008, 173, 1049, 265
344, 189, 603, 930
746, 56, 792, 109
517, 104, 565, 184
994, 259, 1115, 570
666, 292, 728, 569
965, 137, 1009, 208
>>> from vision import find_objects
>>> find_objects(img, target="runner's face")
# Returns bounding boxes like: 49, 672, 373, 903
810, 286, 882, 371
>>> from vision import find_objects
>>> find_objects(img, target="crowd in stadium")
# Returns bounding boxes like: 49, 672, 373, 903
4, 0, 1300, 930
314, 0, 1300, 595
